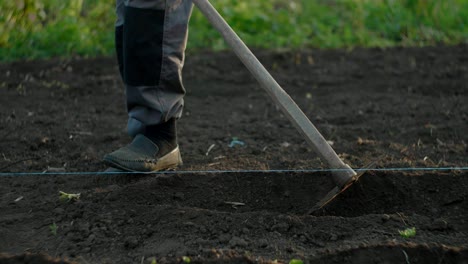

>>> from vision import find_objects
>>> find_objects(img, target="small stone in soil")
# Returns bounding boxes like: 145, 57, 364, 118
229, 237, 248, 248
174, 192, 185, 200
124, 237, 139, 249
258, 239, 268, 248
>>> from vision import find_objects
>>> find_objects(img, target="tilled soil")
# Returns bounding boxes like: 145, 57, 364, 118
0, 45, 467, 263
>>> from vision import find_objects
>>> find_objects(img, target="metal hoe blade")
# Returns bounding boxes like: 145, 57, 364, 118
308, 160, 378, 214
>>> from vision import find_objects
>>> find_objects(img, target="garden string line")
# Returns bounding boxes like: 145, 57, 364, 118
0, 166, 467, 177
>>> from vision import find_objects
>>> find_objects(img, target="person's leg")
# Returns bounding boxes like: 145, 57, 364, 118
124, 0, 193, 136
105, 0, 193, 172
115, 0, 124, 79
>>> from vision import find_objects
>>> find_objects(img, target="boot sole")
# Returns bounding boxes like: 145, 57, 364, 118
104, 146, 183, 173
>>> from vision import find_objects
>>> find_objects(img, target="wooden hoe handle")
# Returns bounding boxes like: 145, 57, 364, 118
192, 0, 357, 187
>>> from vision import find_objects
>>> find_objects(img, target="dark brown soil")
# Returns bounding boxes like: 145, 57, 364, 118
0, 45, 467, 264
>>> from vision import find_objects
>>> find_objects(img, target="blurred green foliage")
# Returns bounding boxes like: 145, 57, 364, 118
0, 0, 114, 60
1, 0, 467, 61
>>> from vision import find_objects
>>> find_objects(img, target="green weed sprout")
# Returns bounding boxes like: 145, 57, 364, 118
59, 191, 80, 202
289, 259, 304, 264
182, 256, 191, 263
50, 223, 58, 236
399, 227, 416, 238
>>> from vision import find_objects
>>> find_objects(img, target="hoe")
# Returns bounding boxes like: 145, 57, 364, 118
193, 0, 373, 212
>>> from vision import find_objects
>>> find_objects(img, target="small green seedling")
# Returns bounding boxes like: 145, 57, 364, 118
150, 258, 157, 264
50, 222, 58, 236
182, 256, 191, 263
289, 259, 304, 264
399, 227, 416, 238
59, 191, 80, 202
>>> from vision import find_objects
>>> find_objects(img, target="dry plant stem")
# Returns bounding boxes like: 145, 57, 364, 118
0, 156, 41, 171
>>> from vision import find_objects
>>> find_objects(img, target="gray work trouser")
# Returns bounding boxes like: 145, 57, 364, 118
115, 0, 193, 137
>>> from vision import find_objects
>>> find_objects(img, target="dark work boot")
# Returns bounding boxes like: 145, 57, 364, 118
103, 119, 182, 172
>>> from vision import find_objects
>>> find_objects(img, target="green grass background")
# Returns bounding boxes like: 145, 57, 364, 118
1, 0, 467, 61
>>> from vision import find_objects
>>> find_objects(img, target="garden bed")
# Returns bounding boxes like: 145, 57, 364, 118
0, 45, 467, 263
